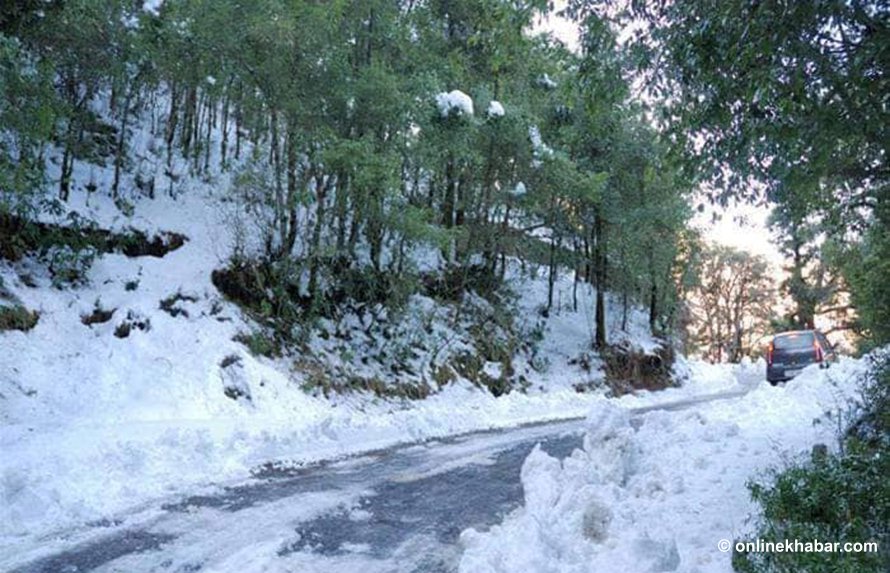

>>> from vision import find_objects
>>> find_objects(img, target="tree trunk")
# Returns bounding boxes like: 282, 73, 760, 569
112, 85, 133, 199
593, 208, 607, 349
59, 141, 74, 202
220, 84, 230, 169
621, 289, 628, 332
270, 112, 286, 259
649, 282, 658, 334
282, 128, 300, 258
307, 172, 328, 301
165, 82, 178, 170
573, 239, 580, 313
442, 157, 456, 228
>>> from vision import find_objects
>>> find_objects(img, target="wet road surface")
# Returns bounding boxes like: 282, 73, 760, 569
7, 389, 749, 573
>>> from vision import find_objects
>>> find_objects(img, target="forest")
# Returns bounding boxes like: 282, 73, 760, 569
1, 1, 886, 363
0, 0, 695, 361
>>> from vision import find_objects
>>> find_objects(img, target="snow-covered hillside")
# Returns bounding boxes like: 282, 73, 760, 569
458, 358, 867, 573
1, 150, 681, 551
0, 77, 731, 558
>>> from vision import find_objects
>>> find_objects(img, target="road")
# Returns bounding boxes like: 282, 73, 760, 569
8, 388, 749, 573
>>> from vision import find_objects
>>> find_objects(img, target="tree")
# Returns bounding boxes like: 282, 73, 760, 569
0, 33, 55, 219
633, 0, 889, 345
690, 245, 777, 363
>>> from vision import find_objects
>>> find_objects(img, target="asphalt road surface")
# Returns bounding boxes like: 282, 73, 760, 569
8, 388, 749, 573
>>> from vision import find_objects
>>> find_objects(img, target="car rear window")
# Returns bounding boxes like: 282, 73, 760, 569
773, 332, 815, 349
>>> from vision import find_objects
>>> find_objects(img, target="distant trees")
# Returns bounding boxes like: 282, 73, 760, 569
689, 245, 777, 363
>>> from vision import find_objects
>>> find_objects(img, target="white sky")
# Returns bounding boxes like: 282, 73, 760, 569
692, 202, 781, 266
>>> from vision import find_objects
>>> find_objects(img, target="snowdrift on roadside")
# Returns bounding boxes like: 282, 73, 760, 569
458, 357, 867, 573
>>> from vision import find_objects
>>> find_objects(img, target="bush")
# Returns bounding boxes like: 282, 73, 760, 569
81, 300, 116, 325
421, 264, 503, 303
113, 310, 151, 338
159, 291, 199, 318
0, 304, 39, 331
234, 330, 279, 358
733, 355, 890, 573
601, 342, 677, 396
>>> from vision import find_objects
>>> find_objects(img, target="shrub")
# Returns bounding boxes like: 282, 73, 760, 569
420, 264, 503, 303
234, 330, 279, 358
0, 305, 39, 331
159, 291, 199, 318
81, 300, 116, 326
733, 355, 890, 573
114, 310, 151, 338
46, 244, 97, 287
600, 342, 677, 396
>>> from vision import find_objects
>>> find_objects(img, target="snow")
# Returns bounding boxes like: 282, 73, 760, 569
509, 181, 527, 198
143, 0, 164, 16
458, 357, 868, 573
529, 125, 554, 158
537, 74, 558, 89
0, 204, 735, 555
487, 100, 505, 118
436, 90, 474, 117
0, 84, 769, 563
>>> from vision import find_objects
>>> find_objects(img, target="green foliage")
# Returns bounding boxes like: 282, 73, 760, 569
234, 330, 279, 359
839, 209, 890, 347
0, 33, 53, 216
632, 0, 887, 348
635, 0, 887, 210
2, 0, 693, 368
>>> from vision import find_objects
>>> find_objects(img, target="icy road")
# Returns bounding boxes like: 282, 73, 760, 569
8, 390, 749, 573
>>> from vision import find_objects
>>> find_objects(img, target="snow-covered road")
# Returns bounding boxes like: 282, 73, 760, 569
6, 388, 752, 573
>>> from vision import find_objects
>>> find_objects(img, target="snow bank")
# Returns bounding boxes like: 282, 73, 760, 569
459, 357, 867, 573
436, 90, 474, 117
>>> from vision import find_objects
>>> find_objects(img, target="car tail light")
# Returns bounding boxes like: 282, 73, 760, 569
767, 342, 774, 366
814, 341, 823, 362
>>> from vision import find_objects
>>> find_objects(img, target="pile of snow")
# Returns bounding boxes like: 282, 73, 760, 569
143, 0, 164, 16
458, 357, 867, 573
436, 90, 474, 117
487, 100, 505, 118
